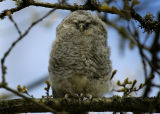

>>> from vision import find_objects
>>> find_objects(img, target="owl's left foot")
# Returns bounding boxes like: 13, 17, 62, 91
64, 93, 79, 99
80, 93, 92, 101
64, 93, 92, 101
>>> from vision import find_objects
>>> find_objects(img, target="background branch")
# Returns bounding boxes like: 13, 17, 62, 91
0, 9, 55, 85
0, 75, 48, 99
0, 1, 160, 32
1, 85, 56, 113
0, 8, 56, 113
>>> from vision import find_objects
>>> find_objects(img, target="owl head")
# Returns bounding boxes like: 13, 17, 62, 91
56, 10, 107, 36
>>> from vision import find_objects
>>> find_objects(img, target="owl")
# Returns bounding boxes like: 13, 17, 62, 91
49, 10, 112, 99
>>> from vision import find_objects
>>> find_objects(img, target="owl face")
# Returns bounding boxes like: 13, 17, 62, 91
72, 19, 92, 32
57, 10, 106, 35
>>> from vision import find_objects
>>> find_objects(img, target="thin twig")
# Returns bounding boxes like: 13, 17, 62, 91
135, 37, 148, 79
151, 83, 160, 88
144, 55, 160, 75
2, 85, 56, 113
7, 11, 22, 35
1, 9, 55, 85
0, 6, 28, 19
0, 8, 57, 113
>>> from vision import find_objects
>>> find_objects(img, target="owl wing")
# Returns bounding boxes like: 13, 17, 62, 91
88, 46, 111, 80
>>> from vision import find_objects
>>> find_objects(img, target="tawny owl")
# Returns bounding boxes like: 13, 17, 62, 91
49, 10, 112, 100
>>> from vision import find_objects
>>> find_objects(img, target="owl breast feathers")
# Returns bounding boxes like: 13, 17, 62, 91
49, 10, 112, 98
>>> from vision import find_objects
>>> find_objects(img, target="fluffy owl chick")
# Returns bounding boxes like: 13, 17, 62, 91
49, 10, 112, 99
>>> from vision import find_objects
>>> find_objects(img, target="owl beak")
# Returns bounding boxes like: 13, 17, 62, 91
79, 23, 85, 32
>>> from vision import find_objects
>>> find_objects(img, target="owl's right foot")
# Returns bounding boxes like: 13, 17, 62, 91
64, 93, 92, 101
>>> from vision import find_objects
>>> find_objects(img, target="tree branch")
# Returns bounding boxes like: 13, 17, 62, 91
1, 9, 55, 85
0, 75, 48, 99
0, 6, 28, 19
0, 97, 160, 113
1, 85, 56, 113
1, 1, 160, 32
30, 1, 122, 15
131, 9, 160, 32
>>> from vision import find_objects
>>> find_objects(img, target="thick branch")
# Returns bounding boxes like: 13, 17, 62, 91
0, 1, 121, 19
0, 97, 160, 113
30, 1, 122, 15
1, 1, 160, 32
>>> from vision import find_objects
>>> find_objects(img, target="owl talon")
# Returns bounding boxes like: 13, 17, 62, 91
82, 97, 88, 101
80, 93, 84, 97
86, 94, 92, 100
64, 94, 69, 99
64, 93, 92, 101
64, 93, 80, 99
79, 93, 93, 101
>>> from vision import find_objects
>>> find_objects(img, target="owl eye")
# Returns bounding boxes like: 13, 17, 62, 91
85, 22, 90, 28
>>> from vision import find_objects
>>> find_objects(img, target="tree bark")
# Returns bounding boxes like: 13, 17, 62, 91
0, 97, 160, 113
